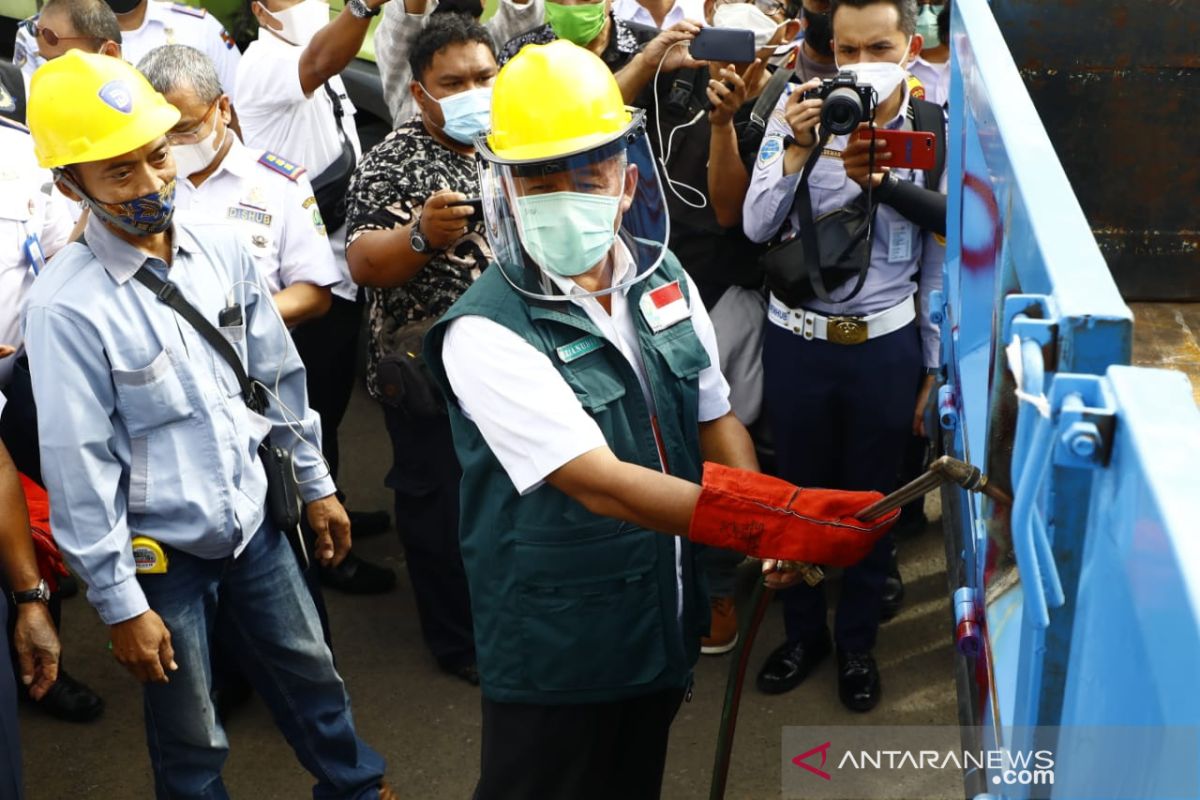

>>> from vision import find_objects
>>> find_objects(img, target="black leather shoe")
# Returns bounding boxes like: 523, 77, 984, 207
34, 669, 104, 723
347, 510, 391, 539
319, 551, 397, 595
880, 574, 905, 622
837, 649, 881, 712
756, 631, 832, 695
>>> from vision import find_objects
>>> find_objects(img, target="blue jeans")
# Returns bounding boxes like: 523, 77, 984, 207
137, 522, 386, 799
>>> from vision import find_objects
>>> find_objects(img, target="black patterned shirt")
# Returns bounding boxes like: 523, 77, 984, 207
345, 118, 491, 403
498, 13, 659, 70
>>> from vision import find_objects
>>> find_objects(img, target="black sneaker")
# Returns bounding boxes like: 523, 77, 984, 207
319, 551, 397, 595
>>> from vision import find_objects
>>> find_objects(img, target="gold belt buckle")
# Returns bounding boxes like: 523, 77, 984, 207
826, 316, 869, 345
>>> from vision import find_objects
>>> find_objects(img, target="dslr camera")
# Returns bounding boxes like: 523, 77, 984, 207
802, 71, 877, 136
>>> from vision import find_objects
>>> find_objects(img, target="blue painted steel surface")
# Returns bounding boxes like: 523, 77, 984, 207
942, 2, 1200, 797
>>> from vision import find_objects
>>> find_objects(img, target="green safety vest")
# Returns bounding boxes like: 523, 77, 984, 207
425, 252, 712, 705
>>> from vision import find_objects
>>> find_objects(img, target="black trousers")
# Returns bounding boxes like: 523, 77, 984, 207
291, 294, 363, 482
474, 688, 686, 800
382, 407, 474, 670
762, 321, 921, 652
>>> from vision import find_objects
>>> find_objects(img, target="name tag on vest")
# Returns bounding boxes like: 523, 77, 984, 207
639, 280, 690, 333
557, 335, 604, 363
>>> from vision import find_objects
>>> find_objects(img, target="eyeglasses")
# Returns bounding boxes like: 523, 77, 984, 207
33, 23, 104, 48
165, 99, 220, 145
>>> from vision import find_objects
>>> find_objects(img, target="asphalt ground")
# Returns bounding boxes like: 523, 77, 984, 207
16, 380, 959, 799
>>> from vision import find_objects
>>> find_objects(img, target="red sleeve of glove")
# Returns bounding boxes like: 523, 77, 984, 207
19, 473, 69, 588
687, 462, 900, 568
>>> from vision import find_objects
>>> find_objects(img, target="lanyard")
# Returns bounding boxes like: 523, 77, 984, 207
21, 222, 45, 276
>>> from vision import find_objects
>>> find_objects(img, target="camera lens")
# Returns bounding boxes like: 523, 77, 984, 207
822, 88, 864, 136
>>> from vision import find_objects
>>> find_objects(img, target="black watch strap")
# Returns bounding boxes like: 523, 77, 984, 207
12, 579, 49, 604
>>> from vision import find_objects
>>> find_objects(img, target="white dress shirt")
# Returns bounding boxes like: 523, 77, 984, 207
612, 0, 704, 29
174, 137, 340, 295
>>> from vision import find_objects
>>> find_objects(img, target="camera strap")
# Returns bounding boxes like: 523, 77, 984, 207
131, 266, 269, 415
794, 134, 877, 304
745, 55, 797, 144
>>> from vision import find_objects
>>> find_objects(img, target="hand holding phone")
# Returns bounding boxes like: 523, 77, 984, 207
689, 27, 756, 64
855, 129, 937, 171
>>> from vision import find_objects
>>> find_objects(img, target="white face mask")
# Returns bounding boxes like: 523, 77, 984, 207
171, 110, 226, 179
837, 38, 911, 103
261, 0, 330, 46
712, 3, 782, 49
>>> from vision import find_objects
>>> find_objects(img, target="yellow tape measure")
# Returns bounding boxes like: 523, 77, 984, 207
132, 536, 168, 574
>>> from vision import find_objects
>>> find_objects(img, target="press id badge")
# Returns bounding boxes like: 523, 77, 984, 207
888, 221, 914, 263
23, 232, 46, 275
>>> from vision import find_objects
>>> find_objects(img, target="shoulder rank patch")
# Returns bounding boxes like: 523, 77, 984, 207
907, 74, 926, 102
258, 152, 306, 181
169, 3, 207, 17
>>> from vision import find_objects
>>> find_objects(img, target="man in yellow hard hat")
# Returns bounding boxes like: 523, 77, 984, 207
22, 51, 396, 799
423, 40, 899, 800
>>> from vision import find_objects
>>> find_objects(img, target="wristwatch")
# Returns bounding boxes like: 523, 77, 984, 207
345, 0, 380, 18
410, 219, 432, 254
11, 578, 50, 605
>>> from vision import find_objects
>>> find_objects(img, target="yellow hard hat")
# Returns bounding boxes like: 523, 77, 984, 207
487, 40, 633, 163
27, 50, 181, 170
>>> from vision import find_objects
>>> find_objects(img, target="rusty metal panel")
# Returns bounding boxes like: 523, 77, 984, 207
991, 0, 1200, 300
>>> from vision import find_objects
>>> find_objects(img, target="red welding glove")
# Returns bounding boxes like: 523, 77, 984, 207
688, 463, 899, 567
20, 473, 69, 591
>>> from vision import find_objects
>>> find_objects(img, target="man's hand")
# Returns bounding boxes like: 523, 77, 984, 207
640, 19, 704, 74
842, 123, 890, 189
307, 494, 351, 567
0, 344, 15, 359
13, 602, 60, 699
707, 59, 765, 129
784, 78, 823, 146
418, 189, 474, 251
111, 610, 176, 684
761, 559, 807, 590
913, 373, 936, 437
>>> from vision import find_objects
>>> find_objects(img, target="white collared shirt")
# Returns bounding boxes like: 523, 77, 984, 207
0, 121, 72, 387
174, 137, 340, 296
235, 31, 361, 179
910, 55, 950, 108
612, 0, 704, 29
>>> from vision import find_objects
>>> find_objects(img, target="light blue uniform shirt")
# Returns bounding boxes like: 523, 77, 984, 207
743, 83, 945, 368
21, 213, 336, 625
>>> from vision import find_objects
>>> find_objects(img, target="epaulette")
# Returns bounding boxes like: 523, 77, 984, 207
257, 151, 306, 181
0, 116, 30, 134
907, 74, 926, 102
169, 3, 207, 17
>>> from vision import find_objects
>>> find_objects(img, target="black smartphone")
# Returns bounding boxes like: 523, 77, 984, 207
689, 27, 757, 64
458, 197, 484, 223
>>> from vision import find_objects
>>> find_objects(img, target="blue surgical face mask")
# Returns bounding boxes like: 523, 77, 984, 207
917, 4, 944, 49
421, 84, 492, 145
515, 191, 621, 277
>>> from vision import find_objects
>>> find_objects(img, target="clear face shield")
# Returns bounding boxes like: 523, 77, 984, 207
474, 109, 670, 302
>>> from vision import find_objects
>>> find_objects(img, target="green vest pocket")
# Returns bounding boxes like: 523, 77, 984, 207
515, 522, 668, 692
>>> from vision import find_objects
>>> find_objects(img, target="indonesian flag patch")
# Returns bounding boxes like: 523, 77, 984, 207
639, 280, 691, 333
